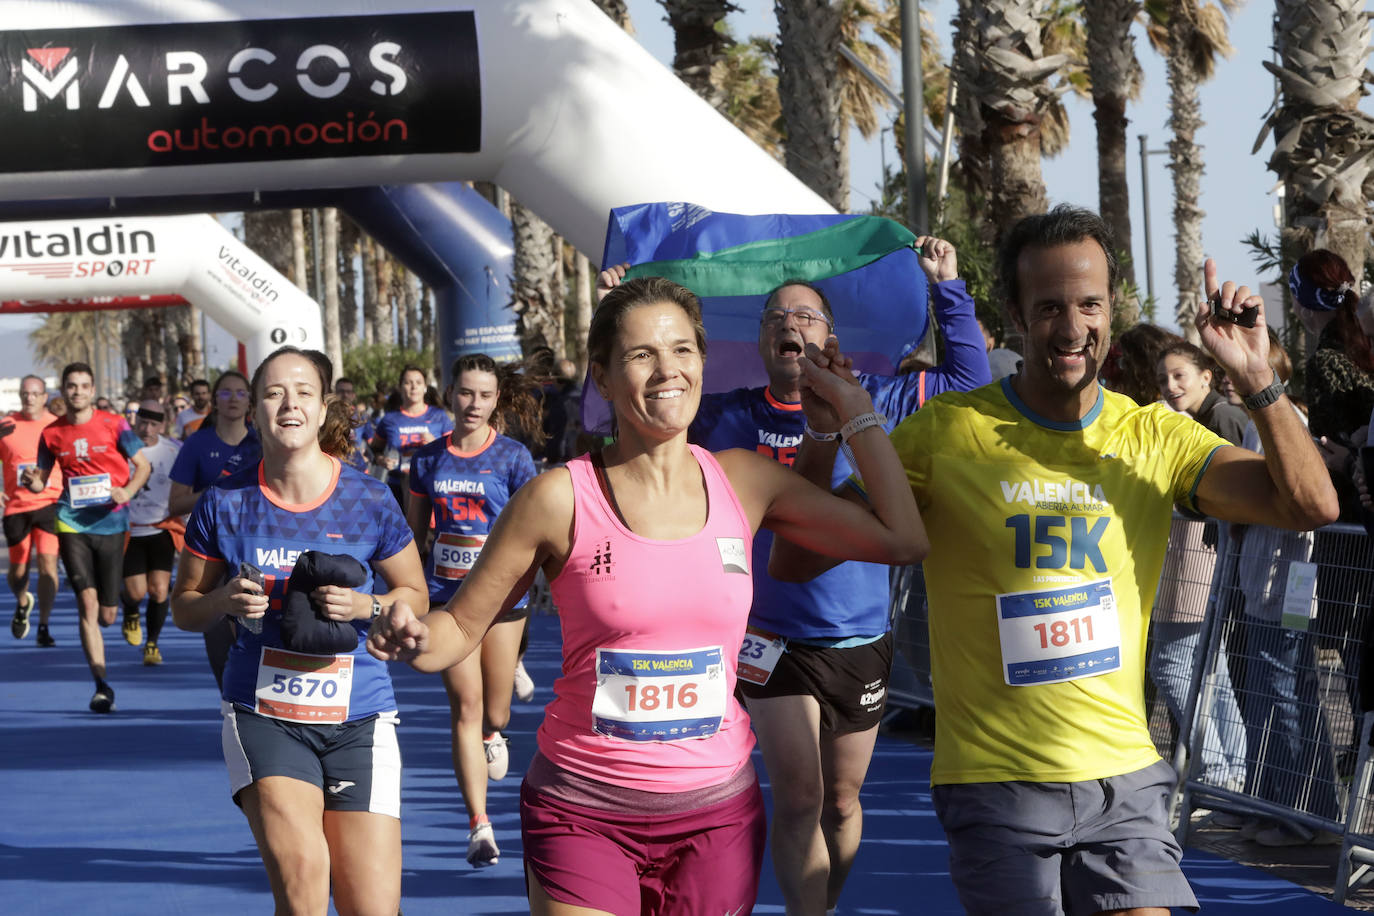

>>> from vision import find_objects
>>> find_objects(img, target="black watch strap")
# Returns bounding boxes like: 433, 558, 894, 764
1241, 370, 1285, 411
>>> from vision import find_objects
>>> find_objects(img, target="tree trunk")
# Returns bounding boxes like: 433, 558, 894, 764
776, 0, 847, 211
1166, 2, 1205, 343
420, 283, 434, 356
185, 305, 204, 381
290, 209, 308, 293
338, 214, 360, 345
321, 208, 343, 379
375, 247, 394, 345
662, 0, 736, 109
573, 251, 592, 372
588, 0, 632, 29
1266, 0, 1374, 292
1084, 0, 1139, 292
985, 126, 1048, 237
360, 236, 377, 345
511, 199, 561, 356
404, 269, 421, 352
951, 0, 991, 225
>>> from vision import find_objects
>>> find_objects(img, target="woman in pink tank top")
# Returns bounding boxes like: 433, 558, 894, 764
370, 276, 928, 916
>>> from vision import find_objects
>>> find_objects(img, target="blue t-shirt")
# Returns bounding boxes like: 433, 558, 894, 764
184, 458, 414, 720
374, 406, 453, 477
409, 430, 537, 604
689, 279, 991, 639
169, 425, 262, 492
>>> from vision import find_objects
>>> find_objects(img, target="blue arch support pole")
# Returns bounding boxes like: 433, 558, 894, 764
340, 183, 520, 376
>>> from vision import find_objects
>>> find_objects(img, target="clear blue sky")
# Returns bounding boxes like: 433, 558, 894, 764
626, 0, 1371, 332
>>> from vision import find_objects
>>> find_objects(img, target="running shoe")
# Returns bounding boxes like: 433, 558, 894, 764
484, 732, 509, 781
122, 611, 143, 647
89, 682, 116, 714
11, 592, 32, 639
465, 821, 500, 868
36, 625, 55, 648
143, 643, 163, 666
513, 660, 535, 702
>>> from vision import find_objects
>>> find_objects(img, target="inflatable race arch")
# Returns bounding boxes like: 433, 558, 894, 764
0, 0, 834, 367
0, 214, 320, 366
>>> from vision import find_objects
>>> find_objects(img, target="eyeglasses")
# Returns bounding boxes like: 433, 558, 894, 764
760, 307, 832, 330
216, 389, 250, 400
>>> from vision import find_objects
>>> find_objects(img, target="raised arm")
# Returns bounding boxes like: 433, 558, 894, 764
368, 468, 573, 671
1192, 259, 1339, 530
914, 235, 992, 396
724, 342, 927, 577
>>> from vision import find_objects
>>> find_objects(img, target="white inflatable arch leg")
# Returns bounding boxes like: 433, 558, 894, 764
0, 214, 321, 368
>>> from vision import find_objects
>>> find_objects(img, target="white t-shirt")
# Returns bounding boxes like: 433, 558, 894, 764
128, 435, 183, 535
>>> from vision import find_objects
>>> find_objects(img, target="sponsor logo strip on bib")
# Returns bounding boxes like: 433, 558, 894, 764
996, 577, 1120, 686
592, 646, 726, 742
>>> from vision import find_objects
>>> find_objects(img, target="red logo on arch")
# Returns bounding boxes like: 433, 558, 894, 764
26, 48, 71, 72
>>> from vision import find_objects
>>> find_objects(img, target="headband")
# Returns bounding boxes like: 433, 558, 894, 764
1288, 262, 1349, 312
136, 407, 165, 423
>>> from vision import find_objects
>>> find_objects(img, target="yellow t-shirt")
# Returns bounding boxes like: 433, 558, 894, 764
888, 379, 1226, 785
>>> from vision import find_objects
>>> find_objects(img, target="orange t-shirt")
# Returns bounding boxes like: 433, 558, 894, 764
0, 411, 62, 515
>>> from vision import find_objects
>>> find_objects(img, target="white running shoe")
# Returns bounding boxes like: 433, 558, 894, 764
513, 660, 535, 702
484, 731, 509, 781
466, 821, 500, 867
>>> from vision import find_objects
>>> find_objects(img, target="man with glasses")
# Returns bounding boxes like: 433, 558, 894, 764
1, 375, 62, 647
598, 238, 989, 915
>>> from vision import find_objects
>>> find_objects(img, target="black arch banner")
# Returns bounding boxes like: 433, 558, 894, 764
0, 11, 481, 172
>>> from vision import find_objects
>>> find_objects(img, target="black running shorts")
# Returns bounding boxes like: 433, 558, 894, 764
738, 632, 894, 735
122, 530, 176, 577
58, 530, 125, 607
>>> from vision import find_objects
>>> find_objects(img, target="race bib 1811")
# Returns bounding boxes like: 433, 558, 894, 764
996, 578, 1121, 686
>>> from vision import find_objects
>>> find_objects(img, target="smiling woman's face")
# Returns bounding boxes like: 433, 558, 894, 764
254, 353, 325, 453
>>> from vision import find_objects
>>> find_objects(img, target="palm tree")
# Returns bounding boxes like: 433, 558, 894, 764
589, 0, 633, 30
661, 1, 739, 109
1260, 0, 1374, 287
1083, 0, 1142, 290
337, 214, 361, 345
775, 0, 847, 210
511, 200, 562, 356
1144, 0, 1236, 340
715, 34, 785, 157
321, 208, 343, 377
952, 0, 1070, 240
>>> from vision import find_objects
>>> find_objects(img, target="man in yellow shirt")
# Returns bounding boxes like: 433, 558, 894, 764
772, 205, 1338, 915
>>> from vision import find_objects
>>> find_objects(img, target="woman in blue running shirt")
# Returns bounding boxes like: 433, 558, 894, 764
173, 347, 427, 916
372, 365, 453, 508
408, 353, 545, 868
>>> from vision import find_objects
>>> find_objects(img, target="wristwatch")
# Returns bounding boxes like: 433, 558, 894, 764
370, 596, 383, 620
1241, 370, 1285, 411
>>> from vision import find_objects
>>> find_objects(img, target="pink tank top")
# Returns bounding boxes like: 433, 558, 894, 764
539, 444, 756, 793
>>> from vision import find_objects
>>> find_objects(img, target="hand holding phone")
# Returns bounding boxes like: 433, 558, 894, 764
237, 562, 266, 634
1209, 292, 1259, 328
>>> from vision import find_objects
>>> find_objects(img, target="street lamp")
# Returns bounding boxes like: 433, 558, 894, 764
1137, 134, 1168, 307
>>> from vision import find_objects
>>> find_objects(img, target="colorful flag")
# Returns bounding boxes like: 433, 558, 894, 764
586, 202, 929, 432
